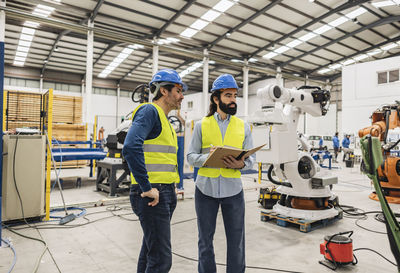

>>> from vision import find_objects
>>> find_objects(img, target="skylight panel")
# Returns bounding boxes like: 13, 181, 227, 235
14, 56, 26, 62
371, 1, 399, 8
98, 45, 135, 78
286, 39, 302, 48
248, 58, 257, 62
313, 24, 333, 35
299, 32, 317, 42
367, 49, 382, 56
318, 68, 331, 74
381, 43, 398, 51
180, 28, 197, 38
21, 27, 35, 35
201, 10, 221, 22
24, 21, 39, 28
213, 0, 235, 13
18, 40, 31, 47
262, 52, 278, 59
13, 61, 24, 66
16, 46, 29, 52
329, 64, 342, 69
190, 19, 209, 30
346, 7, 367, 19
274, 46, 290, 54
328, 16, 349, 27
342, 59, 355, 65
353, 54, 369, 61
16, 51, 28, 57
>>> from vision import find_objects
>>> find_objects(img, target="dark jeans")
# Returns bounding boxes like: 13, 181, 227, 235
130, 183, 177, 273
195, 187, 245, 273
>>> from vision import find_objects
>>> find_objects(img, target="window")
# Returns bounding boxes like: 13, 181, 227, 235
378, 69, 399, 84
389, 70, 399, 83
378, 72, 387, 84
187, 101, 193, 110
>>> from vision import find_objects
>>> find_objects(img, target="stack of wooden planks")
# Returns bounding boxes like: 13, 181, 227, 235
6, 91, 88, 168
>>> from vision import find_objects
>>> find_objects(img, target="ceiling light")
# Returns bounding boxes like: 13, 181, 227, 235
329, 64, 342, 69
13, 61, 24, 66
54, 46, 59, 51
274, 46, 290, 54
21, 27, 35, 35
190, 19, 209, 30
201, 10, 221, 21
371, 1, 399, 8
209, 60, 216, 64
353, 54, 369, 61
166, 37, 180, 43
180, 28, 197, 38
381, 43, 398, 51
346, 7, 367, 19
20, 34, 34, 41
213, 0, 235, 12
328, 16, 349, 27
16, 51, 28, 57
24, 21, 39, 28
299, 32, 317, 42
318, 68, 331, 74
262, 52, 278, 59
248, 58, 257, 62
231, 59, 241, 63
16, 46, 29, 52
43, 59, 48, 63
37, 4, 55, 11
313, 24, 333, 35
33, 9, 52, 17
367, 49, 382, 56
18, 40, 31, 47
14, 56, 26, 62
286, 39, 302, 48
342, 59, 355, 65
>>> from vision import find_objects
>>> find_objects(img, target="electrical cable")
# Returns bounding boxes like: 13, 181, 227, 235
354, 248, 397, 267
5, 226, 48, 273
50, 137, 63, 192
1, 238, 17, 273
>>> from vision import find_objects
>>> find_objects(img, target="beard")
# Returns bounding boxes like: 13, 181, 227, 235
219, 101, 237, 115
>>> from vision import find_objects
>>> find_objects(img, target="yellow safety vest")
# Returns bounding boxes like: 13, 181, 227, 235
198, 115, 245, 178
130, 103, 179, 185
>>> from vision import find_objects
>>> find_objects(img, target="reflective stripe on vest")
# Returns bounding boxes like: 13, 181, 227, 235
198, 115, 245, 178
130, 103, 179, 185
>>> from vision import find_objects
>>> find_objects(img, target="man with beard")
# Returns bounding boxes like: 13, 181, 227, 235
123, 69, 185, 273
187, 74, 255, 273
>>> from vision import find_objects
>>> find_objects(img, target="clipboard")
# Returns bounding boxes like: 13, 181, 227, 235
202, 143, 266, 169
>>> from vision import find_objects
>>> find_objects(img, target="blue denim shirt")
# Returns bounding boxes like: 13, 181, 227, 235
187, 113, 255, 198
122, 104, 162, 193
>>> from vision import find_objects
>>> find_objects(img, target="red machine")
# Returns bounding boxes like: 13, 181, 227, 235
359, 103, 400, 203
319, 231, 357, 270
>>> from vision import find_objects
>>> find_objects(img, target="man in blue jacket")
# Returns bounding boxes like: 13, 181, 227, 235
333, 132, 340, 163
342, 135, 351, 161
123, 69, 185, 273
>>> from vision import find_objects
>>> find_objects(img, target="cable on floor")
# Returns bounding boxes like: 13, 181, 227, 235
354, 248, 397, 267
1, 238, 17, 273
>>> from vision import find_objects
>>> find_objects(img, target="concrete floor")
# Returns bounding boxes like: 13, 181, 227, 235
0, 161, 399, 273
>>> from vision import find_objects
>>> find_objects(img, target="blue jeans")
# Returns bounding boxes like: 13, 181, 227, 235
130, 183, 177, 273
195, 187, 245, 273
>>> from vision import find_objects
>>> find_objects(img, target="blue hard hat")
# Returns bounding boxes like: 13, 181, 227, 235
210, 74, 238, 92
149, 69, 187, 91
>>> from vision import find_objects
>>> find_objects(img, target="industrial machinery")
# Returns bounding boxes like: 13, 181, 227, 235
359, 102, 400, 203
249, 85, 339, 221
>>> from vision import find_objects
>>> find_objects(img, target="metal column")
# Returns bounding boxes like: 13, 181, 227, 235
116, 83, 120, 126
39, 74, 43, 93
151, 39, 159, 102
242, 59, 249, 117
85, 20, 94, 127
0, 0, 5, 246
202, 48, 209, 116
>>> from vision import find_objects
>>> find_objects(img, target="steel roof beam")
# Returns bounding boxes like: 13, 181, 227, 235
309, 34, 400, 74
249, 0, 369, 58
208, 0, 282, 49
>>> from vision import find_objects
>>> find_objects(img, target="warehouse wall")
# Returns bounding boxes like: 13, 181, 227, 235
342, 55, 400, 136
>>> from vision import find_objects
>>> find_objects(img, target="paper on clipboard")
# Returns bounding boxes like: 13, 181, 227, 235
202, 143, 266, 168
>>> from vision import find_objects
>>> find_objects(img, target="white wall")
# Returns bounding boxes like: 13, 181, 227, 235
342, 55, 400, 137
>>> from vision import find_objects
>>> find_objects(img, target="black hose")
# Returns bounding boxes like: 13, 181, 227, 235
267, 164, 292, 188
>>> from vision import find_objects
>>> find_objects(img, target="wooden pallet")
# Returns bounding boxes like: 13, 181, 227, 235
260, 210, 343, 233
